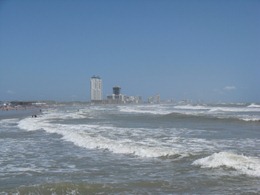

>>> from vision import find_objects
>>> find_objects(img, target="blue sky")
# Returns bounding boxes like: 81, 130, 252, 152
0, 0, 259, 102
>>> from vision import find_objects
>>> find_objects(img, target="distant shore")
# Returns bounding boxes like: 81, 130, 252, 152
0, 101, 47, 119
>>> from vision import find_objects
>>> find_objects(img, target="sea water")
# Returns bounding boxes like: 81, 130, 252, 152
0, 103, 259, 194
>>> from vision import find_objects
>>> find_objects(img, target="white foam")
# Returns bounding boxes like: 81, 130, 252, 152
119, 105, 171, 115
239, 115, 260, 122
17, 110, 223, 159
0, 118, 19, 127
18, 117, 43, 131
174, 105, 209, 110
192, 152, 260, 177
174, 104, 260, 113
209, 107, 260, 113
248, 103, 260, 108
17, 108, 259, 160
62, 130, 181, 158
172, 104, 260, 122
17, 114, 183, 158
44, 109, 86, 120
119, 104, 260, 124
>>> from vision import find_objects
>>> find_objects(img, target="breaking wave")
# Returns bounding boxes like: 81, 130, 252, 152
118, 105, 171, 115
17, 113, 183, 159
248, 103, 260, 108
162, 112, 260, 122
18, 109, 226, 159
119, 104, 260, 122
192, 152, 260, 177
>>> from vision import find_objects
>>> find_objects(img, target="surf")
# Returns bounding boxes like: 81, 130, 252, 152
192, 151, 260, 177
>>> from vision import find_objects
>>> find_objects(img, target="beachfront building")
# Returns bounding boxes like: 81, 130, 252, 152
90, 76, 102, 102
107, 86, 142, 104
107, 86, 124, 104
148, 94, 160, 104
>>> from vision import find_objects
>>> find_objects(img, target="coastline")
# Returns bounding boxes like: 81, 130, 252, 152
0, 108, 42, 119
0, 101, 49, 119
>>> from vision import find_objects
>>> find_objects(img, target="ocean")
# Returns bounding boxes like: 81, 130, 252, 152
0, 103, 259, 194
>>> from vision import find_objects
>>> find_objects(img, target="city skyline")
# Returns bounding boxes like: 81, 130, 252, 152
0, 1, 259, 103
90, 76, 142, 104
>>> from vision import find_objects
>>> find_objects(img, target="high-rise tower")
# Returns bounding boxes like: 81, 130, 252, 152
113, 86, 121, 96
90, 76, 102, 102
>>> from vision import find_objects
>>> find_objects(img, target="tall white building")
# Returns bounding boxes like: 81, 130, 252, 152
90, 76, 102, 102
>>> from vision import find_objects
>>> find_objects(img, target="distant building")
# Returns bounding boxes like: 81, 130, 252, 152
124, 96, 142, 104
107, 86, 142, 104
113, 86, 121, 96
107, 86, 124, 104
148, 94, 160, 104
90, 76, 102, 102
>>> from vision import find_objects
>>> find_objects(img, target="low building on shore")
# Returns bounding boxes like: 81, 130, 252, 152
148, 94, 160, 104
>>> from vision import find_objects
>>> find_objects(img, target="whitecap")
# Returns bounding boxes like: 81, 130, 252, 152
174, 105, 209, 110
238, 115, 260, 122
17, 117, 43, 131
248, 103, 260, 108
192, 152, 260, 177
0, 118, 20, 128
17, 113, 186, 159
119, 105, 171, 115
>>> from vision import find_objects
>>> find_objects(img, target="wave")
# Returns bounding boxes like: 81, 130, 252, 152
175, 104, 260, 113
42, 109, 87, 120
192, 152, 260, 177
248, 103, 260, 108
118, 104, 260, 122
16, 107, 260, 161
118, 105, 172, 115
19, 109, 226, 159
174, 105, 209, 110
17, 115, 184, 159
0, 118, 19, 127
163, 112, 260, 122
239, 116, 260, 122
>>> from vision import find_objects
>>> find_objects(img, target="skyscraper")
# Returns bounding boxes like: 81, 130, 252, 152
90, 76, 102, 102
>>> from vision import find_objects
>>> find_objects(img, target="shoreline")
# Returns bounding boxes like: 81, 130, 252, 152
0, 105, 44, 120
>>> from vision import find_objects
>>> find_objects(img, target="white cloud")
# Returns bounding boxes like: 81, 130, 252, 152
224, 86, 236, 91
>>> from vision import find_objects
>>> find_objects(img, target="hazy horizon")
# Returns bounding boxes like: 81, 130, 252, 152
1, 0, 259, 103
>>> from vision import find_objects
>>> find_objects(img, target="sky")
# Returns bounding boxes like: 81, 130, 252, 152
0, 0, 259, 103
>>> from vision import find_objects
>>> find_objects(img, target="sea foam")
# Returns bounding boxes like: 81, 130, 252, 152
17, 113, 183, 159
248, 103, 260, 108
0, 118, 19, 128
192, 152, 260, 177
119, 105, 171, 115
